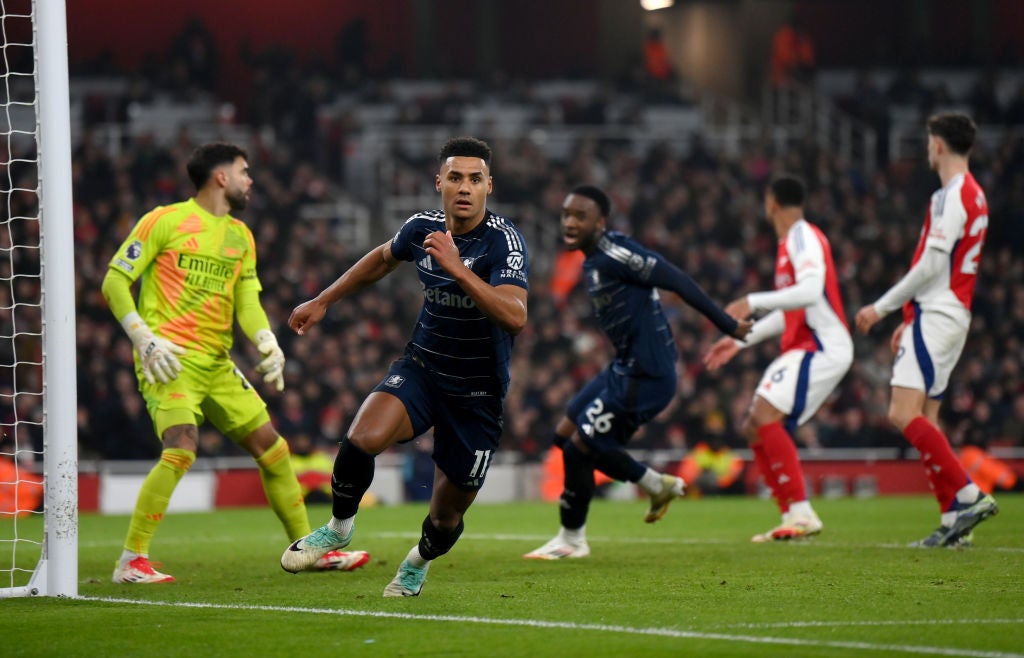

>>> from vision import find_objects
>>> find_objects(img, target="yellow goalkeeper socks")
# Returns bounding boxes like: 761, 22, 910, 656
256, 437, 311, 541
123, 448, 195, 556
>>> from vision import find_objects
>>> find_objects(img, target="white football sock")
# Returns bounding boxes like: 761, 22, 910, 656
328, 515, 354, 537
405, 545, 429, 568
788, 500, 815, 518
559, 525, 586, 544
638, 468, 664, 494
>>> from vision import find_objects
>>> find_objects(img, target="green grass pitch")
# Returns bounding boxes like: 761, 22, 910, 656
2, 494, 1022, 657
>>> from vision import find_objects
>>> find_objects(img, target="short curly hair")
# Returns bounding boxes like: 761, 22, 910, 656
438, 136, 492, 166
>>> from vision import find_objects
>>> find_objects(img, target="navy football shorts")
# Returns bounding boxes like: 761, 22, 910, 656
373, 354, 503, 491
566, 366, 676, 452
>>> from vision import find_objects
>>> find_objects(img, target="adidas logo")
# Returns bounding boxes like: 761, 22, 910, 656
418, 255, 433, 270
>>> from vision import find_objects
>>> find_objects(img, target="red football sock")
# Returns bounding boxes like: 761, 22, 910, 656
903, 416, 969, 512
755, 422, 807, 513
751, 441, 786, 513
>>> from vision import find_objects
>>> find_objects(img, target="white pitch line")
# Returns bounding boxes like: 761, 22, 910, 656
721, 619, 1024, 629
78, 596, 1024, 658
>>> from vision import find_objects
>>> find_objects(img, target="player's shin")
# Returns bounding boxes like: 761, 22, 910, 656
124, 448, 195, 555
331, 436, 375, 519
592, 447, 645, 483
418, 516, 464, 561
255, 437, 310, 540
560, 441, 596, 530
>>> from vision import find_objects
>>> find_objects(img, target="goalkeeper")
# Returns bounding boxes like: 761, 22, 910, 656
102, 142, 369, 583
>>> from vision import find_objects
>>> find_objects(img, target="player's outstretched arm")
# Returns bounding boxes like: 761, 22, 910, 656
424, 230, 527, 335
289, 241, 400, 336
648, 258, 740, 338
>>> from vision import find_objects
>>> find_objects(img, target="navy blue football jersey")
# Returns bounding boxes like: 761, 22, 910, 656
389, 209, 529, 399
583, 232, 737, 378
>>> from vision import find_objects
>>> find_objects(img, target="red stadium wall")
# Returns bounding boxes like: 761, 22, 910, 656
66, 0, 418, 105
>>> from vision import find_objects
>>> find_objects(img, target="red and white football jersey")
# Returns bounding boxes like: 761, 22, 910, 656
775, 219, 850, 353
901, 172, 988, 325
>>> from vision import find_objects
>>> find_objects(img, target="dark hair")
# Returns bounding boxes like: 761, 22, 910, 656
186, 142, 248, 190
768, 175, 806, 207
570, 184, 611, 217
438, 136, 492, 166
927, 112, 977, 156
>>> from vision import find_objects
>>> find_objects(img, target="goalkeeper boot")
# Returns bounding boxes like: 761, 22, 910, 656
644, 474, 686, 523
281, 525, 351, 573
383, 559, 429, 597
311, 550, 371, 572
523, 535, 591, 560
112, 556, 175, 584
752, 512, 823, 543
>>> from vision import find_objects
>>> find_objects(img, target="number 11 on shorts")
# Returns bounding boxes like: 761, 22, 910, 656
469, 449, 493, 478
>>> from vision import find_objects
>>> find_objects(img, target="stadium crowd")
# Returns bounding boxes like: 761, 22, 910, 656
14, 26, 1023, 467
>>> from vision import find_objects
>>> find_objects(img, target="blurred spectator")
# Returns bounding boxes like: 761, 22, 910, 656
643, 28, 674, 82
769, 17, 816, 87
290, 434, 336, 504
676, 439, 745, 497
402, 435, 435, 502
958, 432, 1020, 495
0, 446, 43, 518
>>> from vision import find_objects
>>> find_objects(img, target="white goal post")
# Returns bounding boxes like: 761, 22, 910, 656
0, 0, 77, 598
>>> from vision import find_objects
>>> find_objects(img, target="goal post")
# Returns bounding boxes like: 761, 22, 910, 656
0, 0, 77, 598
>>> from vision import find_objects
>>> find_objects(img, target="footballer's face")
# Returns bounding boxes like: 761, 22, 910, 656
926, 133, 941, 171
437, 156, 491, 225
561, 193, 605, 252
763, 191, 779, 222
223, 156, 252, 213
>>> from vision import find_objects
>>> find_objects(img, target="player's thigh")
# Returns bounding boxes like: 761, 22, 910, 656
755, 349, 848, 428
431, 397, 503, 491
890, 312, 968, 398
348, 392, 416, 452
199, 359, 270, 443
358, 356, 433, 452
569, 369, 674, 451
140, 355, 215, 441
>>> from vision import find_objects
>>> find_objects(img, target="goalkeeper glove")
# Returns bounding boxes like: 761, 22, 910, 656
121, 311, 186, 385
254, 328, 285, 391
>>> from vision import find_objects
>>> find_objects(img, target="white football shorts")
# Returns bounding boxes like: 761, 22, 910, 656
890, 308, 969, 398
755, 347, 852, 428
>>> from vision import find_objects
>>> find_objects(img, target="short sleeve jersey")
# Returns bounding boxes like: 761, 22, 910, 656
902, 171, 988, 325
389, 209, 529, 399
774, 219, 850, 353
583, 232, 678, 378
108, 198, 260, 356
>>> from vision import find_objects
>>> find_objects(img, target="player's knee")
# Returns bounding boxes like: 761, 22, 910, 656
346, 428, 392, 455
740, 416, 760, 442
887, 407, 915, 431
161, 424, 199, 451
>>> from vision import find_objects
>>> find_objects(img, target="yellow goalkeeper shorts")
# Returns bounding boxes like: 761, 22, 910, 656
138, 352, 270, 443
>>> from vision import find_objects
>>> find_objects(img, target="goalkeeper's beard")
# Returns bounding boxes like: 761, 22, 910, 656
227, 189, 248, 213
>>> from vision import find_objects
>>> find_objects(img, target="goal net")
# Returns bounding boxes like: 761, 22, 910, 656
0, 0, 77, 598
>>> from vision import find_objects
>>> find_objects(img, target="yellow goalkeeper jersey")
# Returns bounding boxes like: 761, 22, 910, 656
108, 198, 261, 356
